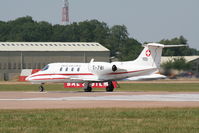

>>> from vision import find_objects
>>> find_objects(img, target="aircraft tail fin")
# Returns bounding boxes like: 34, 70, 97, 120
134, 43, 186, 68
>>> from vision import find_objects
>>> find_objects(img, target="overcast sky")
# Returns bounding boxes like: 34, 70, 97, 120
0, 0, 198, 49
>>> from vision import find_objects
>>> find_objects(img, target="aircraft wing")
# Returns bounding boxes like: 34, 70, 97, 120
70, 76, 100, 82
123, 74, 167, 81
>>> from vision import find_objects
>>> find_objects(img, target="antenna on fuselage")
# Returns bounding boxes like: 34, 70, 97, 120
90, 58, 94, 63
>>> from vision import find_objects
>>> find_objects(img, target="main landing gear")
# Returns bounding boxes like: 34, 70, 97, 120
84, 81, 115, 92
84, 82, 92, 92
39, 83, 45, 92
106, 81, 114, 92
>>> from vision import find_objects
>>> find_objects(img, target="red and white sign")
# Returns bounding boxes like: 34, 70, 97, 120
145, 50, 151, 57
64, 81, 117, 88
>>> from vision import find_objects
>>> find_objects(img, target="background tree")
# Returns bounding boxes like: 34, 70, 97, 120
161, 57, 191, 71
160, 36, 199, 56
0, 16, 198, 61
161, 57, 192, 76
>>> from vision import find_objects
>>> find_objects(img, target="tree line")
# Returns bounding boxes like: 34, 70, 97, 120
0, 16, 198, 61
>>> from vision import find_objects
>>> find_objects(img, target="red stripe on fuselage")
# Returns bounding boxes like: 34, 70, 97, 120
108, 69, 151, 75
31, 78, 66, 81
33, 78, 65, 80
30, 73, 94, 78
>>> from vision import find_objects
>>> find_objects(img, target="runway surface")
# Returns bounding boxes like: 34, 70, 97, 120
1, 93, 199, 102
0, 91, 199, 109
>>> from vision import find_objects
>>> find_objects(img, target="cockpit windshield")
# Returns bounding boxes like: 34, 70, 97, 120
41, 65, 49, 71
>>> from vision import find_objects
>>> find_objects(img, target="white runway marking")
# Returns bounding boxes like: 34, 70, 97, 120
24, 92, 48, 94
1, 94, 199, 101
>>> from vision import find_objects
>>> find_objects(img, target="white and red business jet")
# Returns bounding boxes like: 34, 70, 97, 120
26, 43, 182, 92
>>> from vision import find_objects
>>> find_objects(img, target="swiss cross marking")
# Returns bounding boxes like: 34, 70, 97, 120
146, 50, 151, 57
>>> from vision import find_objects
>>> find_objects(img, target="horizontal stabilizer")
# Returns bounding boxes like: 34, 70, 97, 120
164, 45, 187, 48
145, 43, 187, 48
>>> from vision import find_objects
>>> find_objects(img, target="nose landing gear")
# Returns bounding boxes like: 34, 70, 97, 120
39, 83, 45, 92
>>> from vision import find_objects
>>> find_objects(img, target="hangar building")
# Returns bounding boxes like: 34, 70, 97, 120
161, 56, 199, 75
0, 42, 110, 81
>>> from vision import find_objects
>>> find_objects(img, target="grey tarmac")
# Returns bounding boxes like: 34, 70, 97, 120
0, 91, 199, 109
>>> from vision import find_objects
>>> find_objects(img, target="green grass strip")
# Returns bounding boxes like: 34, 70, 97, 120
0, 108, 199, 133
0, 83, 199, 92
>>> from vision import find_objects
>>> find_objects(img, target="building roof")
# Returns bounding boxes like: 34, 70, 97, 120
161, 56, 199, 64
0, 42, 109, 52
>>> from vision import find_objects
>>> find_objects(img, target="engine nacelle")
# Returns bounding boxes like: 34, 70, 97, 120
89, 62, 117, 75
112, 65, 117, 72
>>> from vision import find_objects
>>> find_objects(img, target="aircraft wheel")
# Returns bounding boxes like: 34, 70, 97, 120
106, 86, 114, 92
39, 84, 45, 92
106, 81, 114, 92
84, 82, 92, 92
84, 87, 92, 92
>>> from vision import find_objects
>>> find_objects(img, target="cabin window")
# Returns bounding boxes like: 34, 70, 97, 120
77, 68, 80, 72
71, 68, 74, 71
60, 67, 63, 71
65, 67, 68, 71
42, 65, 49, 71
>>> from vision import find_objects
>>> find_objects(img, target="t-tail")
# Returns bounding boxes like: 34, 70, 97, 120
133, 43, 186, 69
